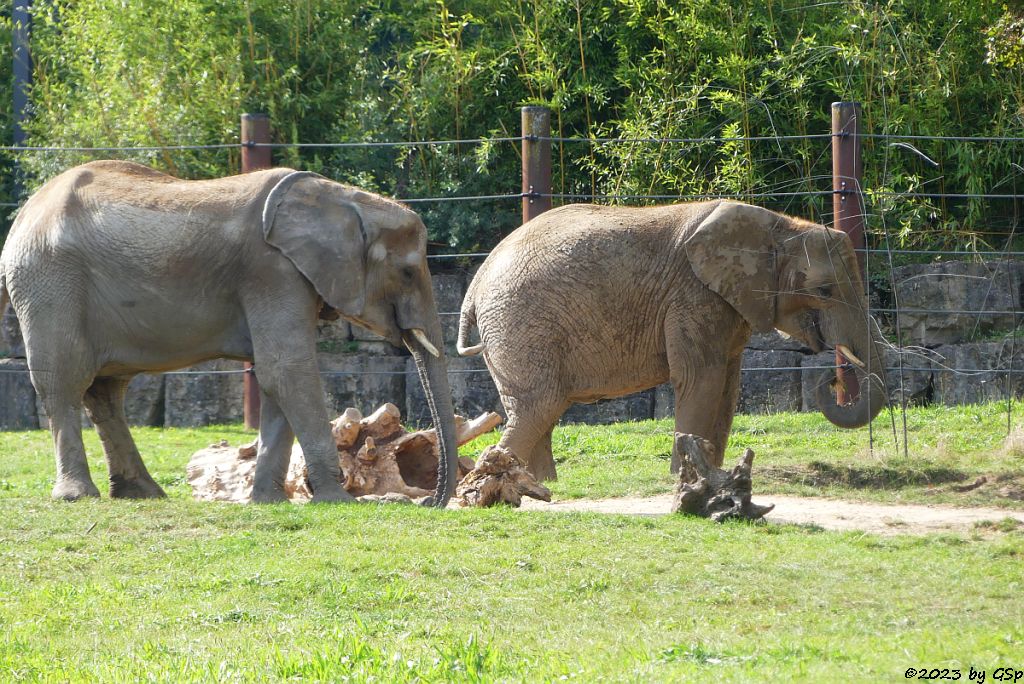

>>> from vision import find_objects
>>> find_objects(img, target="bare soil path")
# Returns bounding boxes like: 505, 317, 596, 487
519, 494, 1024, 535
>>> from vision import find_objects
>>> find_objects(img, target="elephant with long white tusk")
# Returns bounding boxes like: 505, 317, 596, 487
458, 201, 888, 481
0, 161, 459, 506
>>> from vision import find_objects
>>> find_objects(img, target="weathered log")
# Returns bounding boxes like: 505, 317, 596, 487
670, 433, 774, 522
186, 440, 258, 503
455, 444, 552, 507
331, 407, 363, 449
187, 404, 502, 504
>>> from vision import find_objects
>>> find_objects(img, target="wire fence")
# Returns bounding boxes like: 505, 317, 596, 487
1, 130, 1022, 445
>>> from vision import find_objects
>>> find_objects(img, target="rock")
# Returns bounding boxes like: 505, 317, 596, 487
319, 353, 408, 417
405, 355, 503, 428
932, 342, 1024, 406
315, 317, 353, 354
0, 358, 38, 430
349, 322, 405, 355
653, 383, 675, 420
562, 390, 655, 425
430, 273, 465, 354
124, 374, 166, 426
892, 261, 1020, 346
0, 303, 25, 358
746, 330, 809, 352
737, 349, 804, 414
882, 347, 934, 407
164, 359, 244, 427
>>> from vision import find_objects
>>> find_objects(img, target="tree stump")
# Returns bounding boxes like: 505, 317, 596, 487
455, 444, 552, 507
187, 404, 500, 504
186, 439, 258, 503
670, 433, 775, 522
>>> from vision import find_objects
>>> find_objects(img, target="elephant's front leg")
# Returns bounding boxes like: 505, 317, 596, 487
254, 359, 354, 504
251, 390, 296, 503
670, 352, 743, 472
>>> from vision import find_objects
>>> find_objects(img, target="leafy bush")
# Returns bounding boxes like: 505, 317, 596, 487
7, 0, 1022, 255
0, 8, 15, 228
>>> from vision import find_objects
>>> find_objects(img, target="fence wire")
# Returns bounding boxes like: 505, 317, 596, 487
1, 132, 1023, 439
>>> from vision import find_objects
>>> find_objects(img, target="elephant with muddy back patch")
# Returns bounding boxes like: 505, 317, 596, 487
0, 160, 458, 506
458, 201, 888, 481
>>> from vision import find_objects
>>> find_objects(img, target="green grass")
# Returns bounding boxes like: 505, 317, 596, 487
463, 401, 1024, 507
1, 404, 1023, 681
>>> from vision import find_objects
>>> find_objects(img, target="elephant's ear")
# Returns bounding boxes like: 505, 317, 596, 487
683, 201, 779, 333
262, 171, 366, 317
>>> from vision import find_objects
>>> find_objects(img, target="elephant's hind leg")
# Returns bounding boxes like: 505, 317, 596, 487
83, 376, 166, 499
32, 366, 100, 501
251, 390, 295, 504
497, 398, 568, 482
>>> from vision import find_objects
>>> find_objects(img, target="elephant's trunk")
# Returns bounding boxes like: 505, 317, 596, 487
815, 322, 888, 429
404, 322, 458, 508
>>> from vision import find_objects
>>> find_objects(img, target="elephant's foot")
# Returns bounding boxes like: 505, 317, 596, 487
52, 477, 101, 501
109, 474, 166, 499
251, 485, 289, 504
310, 482, 356, 504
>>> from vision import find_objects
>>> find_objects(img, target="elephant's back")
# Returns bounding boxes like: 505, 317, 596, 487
31, 161, 286, 222
475, 202, 717, 294
471, 202, 719, 395
4, 162, 292, 269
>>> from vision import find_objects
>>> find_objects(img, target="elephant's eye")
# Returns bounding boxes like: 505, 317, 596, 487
816, 285, 833, 300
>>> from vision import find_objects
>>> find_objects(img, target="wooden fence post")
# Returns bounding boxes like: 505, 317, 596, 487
241, 113, 272, 429
521, 106, 552, 224
12, 1, 33, 198
832, 102, 866, 405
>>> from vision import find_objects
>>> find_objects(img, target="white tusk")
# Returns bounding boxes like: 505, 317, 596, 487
837, 344, 866, 368
410, 329, 441, 358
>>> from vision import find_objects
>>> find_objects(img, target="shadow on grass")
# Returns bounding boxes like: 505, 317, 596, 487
762, 461, 969, 489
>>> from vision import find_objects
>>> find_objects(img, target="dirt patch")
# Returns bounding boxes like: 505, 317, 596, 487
519, 494, 1024, 536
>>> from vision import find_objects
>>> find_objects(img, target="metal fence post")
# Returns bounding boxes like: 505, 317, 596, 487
832, 101, 866, 405
521, 106, 552, 223
241, 113, 272, 429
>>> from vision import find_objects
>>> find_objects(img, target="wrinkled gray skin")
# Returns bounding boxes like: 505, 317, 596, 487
458, 201, 887, 481
0, 160, 458, 506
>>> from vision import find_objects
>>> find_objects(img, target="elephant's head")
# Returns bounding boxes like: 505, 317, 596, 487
685, 201, 887, 429
261, 171, 458, 506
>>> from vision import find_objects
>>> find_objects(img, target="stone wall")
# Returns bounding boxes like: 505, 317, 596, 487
2, 260, 1022, 430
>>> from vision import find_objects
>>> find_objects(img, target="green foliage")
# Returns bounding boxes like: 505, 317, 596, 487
0, 8, 14, 230
8, 0, 1024, 253
987, 4, 1024, 69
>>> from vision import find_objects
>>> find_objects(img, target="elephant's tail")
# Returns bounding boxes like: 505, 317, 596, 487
456, 298, 484, 356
